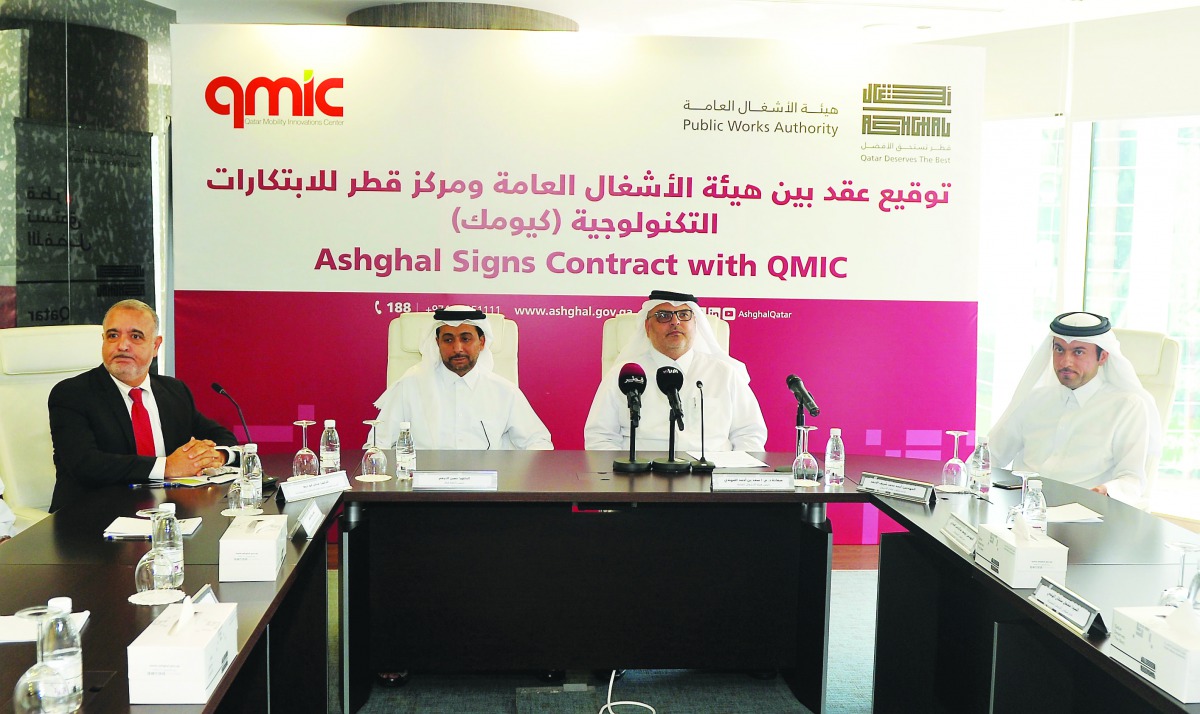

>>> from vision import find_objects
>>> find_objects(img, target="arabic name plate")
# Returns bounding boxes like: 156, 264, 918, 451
411, 471, 499, 491
940, 512, 978, 555
289, 501, 326, 541
710, 472, 794, 492
1030, 577, 1106, 637
858, 472, 936, 505
278, 470, 351, 502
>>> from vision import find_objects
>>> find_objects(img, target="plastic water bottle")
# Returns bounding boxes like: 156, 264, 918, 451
320, 419, 341, 473
1023, 479, 1048, 532
43, 596, 83, 712
241, 443, 263, 505
966, 436, 992, 497
824, 428, 845, 486
153, 503, 185, 588
395, 421, 416, 478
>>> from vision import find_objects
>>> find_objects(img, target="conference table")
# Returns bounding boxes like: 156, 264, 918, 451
2, 450, 1199, 714
0, 472, 340, 714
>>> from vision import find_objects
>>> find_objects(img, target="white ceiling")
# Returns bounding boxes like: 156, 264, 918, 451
154, 0, 1200, 44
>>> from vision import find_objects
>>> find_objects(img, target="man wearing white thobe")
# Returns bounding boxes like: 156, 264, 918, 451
373, 306, 552, 451
989, 311, 1159, 507
584, 290, 767, 453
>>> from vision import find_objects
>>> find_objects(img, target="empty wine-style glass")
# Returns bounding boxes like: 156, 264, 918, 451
293, 420, 319, 478
939, 430, 968, 492
792, 425, 820, 487
11, 606, 70, 713
1006, 470, 1038, 525
1160, 540, 1200, 607
358, 419, 391, 482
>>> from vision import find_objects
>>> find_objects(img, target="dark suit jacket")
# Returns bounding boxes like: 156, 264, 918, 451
48, 365, 237, 512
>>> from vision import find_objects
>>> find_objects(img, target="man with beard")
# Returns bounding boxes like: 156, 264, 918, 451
372, 306, 552, 450
989, 311, 1159, 506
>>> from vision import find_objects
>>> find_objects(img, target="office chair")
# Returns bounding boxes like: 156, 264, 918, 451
1113, 328, 1181, 432
0, 325, 101, 533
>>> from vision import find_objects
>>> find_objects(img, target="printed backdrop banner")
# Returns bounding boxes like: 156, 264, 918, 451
171, 26, 982, 461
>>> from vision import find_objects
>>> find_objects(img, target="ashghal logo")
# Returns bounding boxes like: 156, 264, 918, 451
205, 70, 344, 129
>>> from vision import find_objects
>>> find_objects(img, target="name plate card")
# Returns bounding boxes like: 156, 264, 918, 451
940, 513, 978, 555
278, 470, 351, 502
858, 472, 936, 505
289, 501, 326, 541
710, 472, 794, 492
1030, 577, 1107, 637
411, 470, 499, 491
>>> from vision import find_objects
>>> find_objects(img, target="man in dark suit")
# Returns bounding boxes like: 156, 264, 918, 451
48, 299, 237, 512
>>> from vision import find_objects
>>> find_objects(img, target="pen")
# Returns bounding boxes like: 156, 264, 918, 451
129, 482, 184, 489
104, 534, 151, 541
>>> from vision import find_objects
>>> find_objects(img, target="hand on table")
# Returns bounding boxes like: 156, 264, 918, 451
165, 438, 227, 477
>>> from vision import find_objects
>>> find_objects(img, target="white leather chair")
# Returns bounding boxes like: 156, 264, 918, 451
600, 311, 730, 377
1113, 328, 1180, 431
386, 312, 520, 389
0, 325, 101, 533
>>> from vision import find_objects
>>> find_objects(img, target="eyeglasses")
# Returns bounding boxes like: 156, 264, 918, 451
651, 308, 694, 323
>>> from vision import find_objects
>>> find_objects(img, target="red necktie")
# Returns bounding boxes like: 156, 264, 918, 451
130, 388, 156, 457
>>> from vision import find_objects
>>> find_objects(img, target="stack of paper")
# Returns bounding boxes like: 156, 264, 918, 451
104, 516, 203, 540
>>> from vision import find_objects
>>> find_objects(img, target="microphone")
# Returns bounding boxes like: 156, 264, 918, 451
212, 382, 252, 442
656, 366, 685, 431
618, 363, 647, 416
786, 374, 820, 417
613, 364, 651, 473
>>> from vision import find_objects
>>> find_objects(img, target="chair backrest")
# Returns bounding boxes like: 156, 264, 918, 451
0, 325, 101, 524
600, 312, 730, 377
1113, 328, 1181, 431
386, 313, 520, 389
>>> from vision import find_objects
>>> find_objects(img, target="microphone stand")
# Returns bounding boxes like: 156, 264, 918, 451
691, 381, 714, 473
613, 397, 651, 473
775, 402, 807, 473
652, 400, 691, 474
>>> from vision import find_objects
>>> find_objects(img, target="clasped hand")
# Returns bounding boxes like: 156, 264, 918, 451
165, 438, 226, 477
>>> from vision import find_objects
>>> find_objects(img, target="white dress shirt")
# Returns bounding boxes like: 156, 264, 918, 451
374, 364, 553, 451
989, 369, 1150, 502
584, 349, 768, 452
111, 373, 168, 480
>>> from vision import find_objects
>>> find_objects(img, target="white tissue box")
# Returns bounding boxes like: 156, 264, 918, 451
127, 602, 238, 704
972, 522, 1067, 589
219, 514, 288, 581
1112, 606, 1200, 703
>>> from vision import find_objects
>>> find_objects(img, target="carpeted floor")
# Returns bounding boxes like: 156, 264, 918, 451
327, 570, 878, 713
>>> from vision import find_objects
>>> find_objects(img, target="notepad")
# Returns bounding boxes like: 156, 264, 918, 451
104, 516, 203, 540
0, 611, 90, 643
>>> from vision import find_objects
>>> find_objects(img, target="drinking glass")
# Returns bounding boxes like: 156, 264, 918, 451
1006, 470, 1038, 525
134, 548, 175, 593
792, 425, 820, 487
358, 419, 391, 482
939, 430, 968, 491
11, 606, 70, 713
1160, 541, 1200, 607
293, 420, 319, 478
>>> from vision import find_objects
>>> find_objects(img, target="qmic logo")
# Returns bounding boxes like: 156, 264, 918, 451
204, 70, 344, 129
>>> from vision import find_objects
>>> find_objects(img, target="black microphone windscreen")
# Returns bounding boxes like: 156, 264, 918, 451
618, 363, 647, 395
211, 382, 226, 395
786, 374, 801, 389
656, 366, 684, 394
